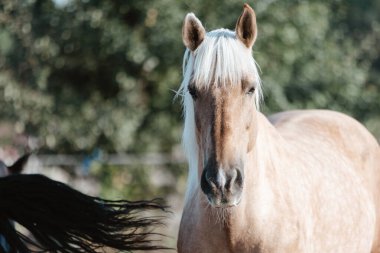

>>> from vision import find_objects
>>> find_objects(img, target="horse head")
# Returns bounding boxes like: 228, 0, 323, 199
180, 4, 262, 208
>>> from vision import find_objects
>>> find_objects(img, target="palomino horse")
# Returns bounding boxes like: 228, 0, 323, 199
177, 4, 380, 253
0, 154, 167, 252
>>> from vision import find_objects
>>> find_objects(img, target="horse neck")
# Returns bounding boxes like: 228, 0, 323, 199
229, 112, 286, 223
192, 112, 290, 248
244, 112, 288, 210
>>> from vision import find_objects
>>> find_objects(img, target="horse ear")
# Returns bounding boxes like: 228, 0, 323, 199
8, 153, 30, 174
235, 3, 257, 48
182, 13, 206, 51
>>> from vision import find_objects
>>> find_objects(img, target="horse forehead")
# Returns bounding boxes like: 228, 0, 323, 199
210, 83, 242, 101
195, 85, 241, 124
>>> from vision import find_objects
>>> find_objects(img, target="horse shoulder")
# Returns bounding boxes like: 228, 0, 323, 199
268, 109, 380, 201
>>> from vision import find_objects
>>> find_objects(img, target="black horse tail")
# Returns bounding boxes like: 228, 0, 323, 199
0, 174, 168, 253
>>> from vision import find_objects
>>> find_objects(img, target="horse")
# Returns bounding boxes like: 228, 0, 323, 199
0, 154, 168, 252
177, 4, 380, 253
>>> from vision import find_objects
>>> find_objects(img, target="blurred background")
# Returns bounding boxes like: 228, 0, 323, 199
0, 0, 379, 251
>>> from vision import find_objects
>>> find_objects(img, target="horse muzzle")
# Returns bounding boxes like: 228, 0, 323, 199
200, 164, 243, 208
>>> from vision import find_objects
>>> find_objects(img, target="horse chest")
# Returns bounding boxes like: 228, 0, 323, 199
179, 183, 375, 253
178, 202, 284, 253
178, 217, 295, 253
178, 206, 233, 253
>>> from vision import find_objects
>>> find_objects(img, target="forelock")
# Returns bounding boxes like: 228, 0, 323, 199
179, 28, 262, 108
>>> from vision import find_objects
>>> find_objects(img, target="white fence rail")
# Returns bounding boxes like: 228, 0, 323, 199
36, 152, 186, 167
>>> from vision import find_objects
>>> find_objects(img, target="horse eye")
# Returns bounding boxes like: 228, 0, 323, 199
188, 86, 198, 99
246, 87, 255, 95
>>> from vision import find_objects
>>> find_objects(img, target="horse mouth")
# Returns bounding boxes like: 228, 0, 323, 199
206, 194, 242, 208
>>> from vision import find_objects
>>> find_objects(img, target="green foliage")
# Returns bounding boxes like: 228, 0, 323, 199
0, 4, 379, 245
91, 162, 187, 201
255, 1, 380, 122
0, 0, 379, 154
0, 0, 185, 152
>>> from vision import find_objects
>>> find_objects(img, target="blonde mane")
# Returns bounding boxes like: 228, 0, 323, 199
177, 28, 262, 201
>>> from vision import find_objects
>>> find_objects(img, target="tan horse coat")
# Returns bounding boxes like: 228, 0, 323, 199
179, 110, 380, 253
177, 4, 380, 253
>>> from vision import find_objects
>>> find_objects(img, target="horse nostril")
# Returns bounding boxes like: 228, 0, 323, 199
201, 166, 244, 199
235, 168, 243, 188
225, 168, 243, 192
225, 170, 234, 191
201, 169, 218, 195
203, 170, 215, 188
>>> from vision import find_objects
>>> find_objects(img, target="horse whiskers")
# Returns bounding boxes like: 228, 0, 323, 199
201, 197, 222, 225
206, 205, 232, 226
